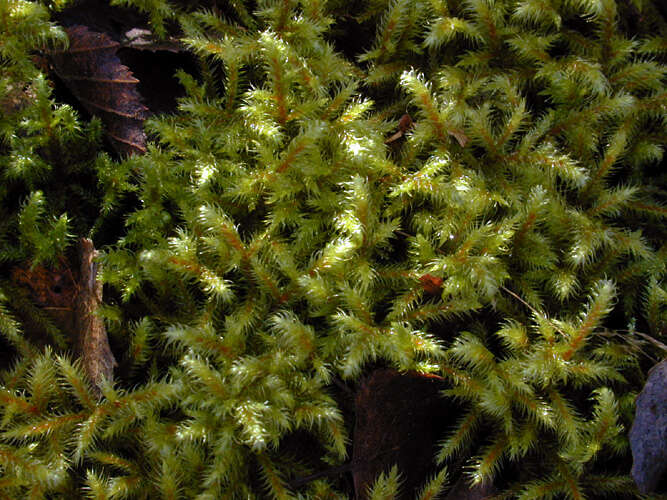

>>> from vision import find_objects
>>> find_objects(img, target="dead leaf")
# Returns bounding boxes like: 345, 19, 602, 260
11, 240, 117, 395
49, 25, 148, 156
11, 261, 78, 347
11, 262, 77, 310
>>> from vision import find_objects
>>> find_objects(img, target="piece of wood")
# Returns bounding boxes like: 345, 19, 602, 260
75, 238, 117, 395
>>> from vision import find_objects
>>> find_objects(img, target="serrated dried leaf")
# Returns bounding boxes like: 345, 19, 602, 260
49, 25, 148, 156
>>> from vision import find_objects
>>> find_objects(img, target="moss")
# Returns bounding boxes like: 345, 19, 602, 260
0, 0, 665, 497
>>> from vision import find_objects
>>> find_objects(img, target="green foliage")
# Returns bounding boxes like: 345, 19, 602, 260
0, 0, 665, 498
0, 1, 67, 80
110, 0, 175, 37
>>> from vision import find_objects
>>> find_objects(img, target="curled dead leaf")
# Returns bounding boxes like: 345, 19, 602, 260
49, 25, 148, 156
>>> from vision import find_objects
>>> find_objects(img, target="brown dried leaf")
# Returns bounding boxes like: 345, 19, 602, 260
11, 262, 77, 310
11, 261, 78, 346
11, 240, 117, 395
49, 25, 148, 156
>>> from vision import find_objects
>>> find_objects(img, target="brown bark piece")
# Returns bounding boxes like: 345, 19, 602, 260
75, 238, 117, 395
49, 25, 149, 156
353, 369, 448, 499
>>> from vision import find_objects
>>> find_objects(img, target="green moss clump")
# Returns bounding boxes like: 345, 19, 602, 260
0, 0, 665, 498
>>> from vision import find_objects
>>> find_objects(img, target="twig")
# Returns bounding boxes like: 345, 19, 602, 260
499, 285, 568, 337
